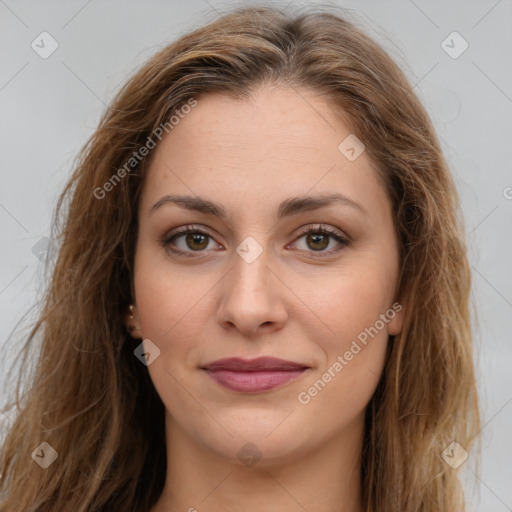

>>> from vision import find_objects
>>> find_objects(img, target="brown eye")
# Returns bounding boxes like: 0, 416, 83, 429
306, 232, 330, 251
184, 232, 209, 251
291, 225, 350, 256
161, 226, 220, 258
162, 224, 349, 259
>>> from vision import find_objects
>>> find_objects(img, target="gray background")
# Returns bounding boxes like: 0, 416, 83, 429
0, 0, 511, 510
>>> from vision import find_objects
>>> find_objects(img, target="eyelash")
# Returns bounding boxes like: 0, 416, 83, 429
160, 224, 350, 259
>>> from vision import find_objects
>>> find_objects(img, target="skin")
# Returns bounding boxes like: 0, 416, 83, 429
127, 85, 405, 512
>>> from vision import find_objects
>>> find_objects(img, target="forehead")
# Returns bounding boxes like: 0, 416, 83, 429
139, 86, 389, 220
158, 86, 349, 159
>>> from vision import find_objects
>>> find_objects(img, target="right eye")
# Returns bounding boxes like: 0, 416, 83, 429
161, 225, 223, 258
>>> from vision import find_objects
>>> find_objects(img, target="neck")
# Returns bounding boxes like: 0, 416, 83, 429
151, 411, 364, 512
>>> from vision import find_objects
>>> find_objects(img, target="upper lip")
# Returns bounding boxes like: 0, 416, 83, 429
201, 357, 309, 372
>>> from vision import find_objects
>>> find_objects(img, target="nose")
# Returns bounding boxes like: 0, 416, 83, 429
216, 248, 288, 338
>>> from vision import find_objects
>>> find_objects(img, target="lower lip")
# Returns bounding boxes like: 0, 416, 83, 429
203, 369, 308, 392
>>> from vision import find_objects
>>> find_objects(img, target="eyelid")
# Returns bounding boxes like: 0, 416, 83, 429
293, 223, 350, 242
163, 224, 218, 241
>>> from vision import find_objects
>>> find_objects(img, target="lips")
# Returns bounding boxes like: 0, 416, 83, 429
201, 357, 310, 392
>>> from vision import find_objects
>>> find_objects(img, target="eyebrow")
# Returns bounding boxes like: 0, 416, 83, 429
149, 192, 367, 218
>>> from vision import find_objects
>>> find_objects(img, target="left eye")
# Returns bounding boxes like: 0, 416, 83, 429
162, 225, 349, 258
289, 226, 350, 254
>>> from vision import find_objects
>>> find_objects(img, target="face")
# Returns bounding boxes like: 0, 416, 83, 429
129, 86, 404, 465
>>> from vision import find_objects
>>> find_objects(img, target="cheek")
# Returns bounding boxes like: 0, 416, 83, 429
133, 255, 209, 413
304, 257, 396, 396
315, 263, 397, 347
298, 278, 390, 423
133, 246, 222, 394
134, 245, 208, 338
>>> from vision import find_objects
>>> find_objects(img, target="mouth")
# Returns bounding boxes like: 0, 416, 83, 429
200, 357, 310, 393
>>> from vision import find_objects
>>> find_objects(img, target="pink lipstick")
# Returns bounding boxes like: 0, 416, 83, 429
201, 357, 309, 392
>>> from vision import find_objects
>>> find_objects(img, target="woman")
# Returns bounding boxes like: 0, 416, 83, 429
0, 4, 480, 511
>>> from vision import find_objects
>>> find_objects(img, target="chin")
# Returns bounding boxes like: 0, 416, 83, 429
194, 414, 315, 467
221, 435, 309, 468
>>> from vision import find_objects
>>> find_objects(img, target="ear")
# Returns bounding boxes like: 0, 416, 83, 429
125, 304, 142, 339
387, 300, 406, 336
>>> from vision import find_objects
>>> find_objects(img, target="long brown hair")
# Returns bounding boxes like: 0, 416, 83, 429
0, 4, 480, 511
